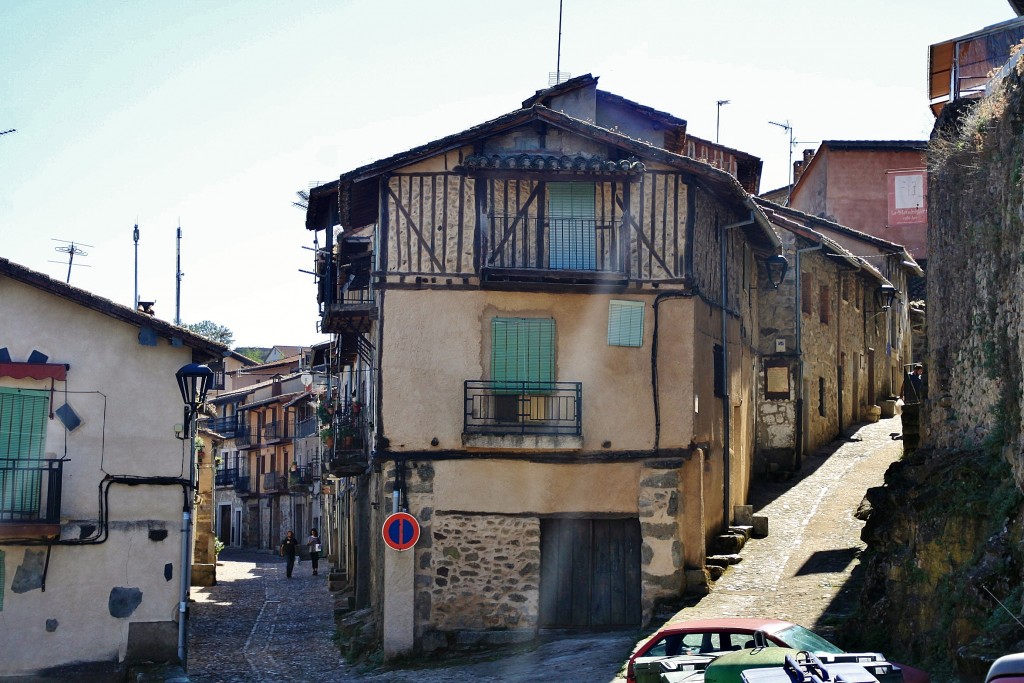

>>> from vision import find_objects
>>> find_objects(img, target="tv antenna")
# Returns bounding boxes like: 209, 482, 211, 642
49, 239, 93, 284
549, 0, 570, 86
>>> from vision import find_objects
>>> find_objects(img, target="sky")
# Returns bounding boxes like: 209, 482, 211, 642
1, 0, 1015, 348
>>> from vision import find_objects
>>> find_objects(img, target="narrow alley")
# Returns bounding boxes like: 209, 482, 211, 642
186, 415, 907, 682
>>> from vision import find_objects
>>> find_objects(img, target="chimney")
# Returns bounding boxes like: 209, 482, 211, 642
793, 148, 816, 184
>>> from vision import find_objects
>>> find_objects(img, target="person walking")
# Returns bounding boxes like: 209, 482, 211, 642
280, 530, 298, 579
899, 364, 926, 403
307, 528, 322, 576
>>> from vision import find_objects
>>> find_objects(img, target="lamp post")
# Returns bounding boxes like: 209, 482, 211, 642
175, 362, 213, 669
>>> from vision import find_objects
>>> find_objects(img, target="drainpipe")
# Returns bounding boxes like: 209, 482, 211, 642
793, 244, 823, 469
719, 212, 755, 527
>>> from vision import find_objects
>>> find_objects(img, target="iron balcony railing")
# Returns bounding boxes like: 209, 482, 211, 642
485, 215, 621, 272
235, 425, 257, 448
464, 380, 582, 436
0, 458, 64, 524
234, 475, 251, 494
287, 466, 312, 491
294, 416, 318, 439
198, 415, 240, 438
263, 420, 285, 442
215, 467, 238, 487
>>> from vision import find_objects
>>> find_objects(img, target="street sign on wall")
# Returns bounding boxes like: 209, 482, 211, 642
382, 512, 420, 551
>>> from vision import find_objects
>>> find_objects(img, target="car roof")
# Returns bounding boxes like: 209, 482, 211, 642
652, 618, 797, 636
988, 653, 1024, 682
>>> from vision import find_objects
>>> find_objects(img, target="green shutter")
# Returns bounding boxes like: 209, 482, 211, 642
0, 388, 49, 516
608, 300, 645, 347
0, 388, 48, 458
548, 182, 596, 270
491, 318, 555, 390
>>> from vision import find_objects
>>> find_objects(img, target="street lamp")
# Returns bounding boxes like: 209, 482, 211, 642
764, 253, 789, 289
875, 284, 898, 311
174, 362, 213, 669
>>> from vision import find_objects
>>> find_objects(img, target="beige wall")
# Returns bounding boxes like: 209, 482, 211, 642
380, 289, 688, 453
1, 278, 196, 675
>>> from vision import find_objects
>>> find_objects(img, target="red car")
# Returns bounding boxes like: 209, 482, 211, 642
625, 618, 929, 683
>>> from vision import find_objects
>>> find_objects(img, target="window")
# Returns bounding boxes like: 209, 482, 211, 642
547, 182, 596, 270
491, 317, 555, 387
608, 300, 644, 347
841, 275, 851, 303
819, 284, 830, 324
491, 317, 556, 422
0, 388, 49, 517
818, 377, 826, 417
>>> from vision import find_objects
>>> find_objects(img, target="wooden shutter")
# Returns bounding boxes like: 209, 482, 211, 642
0, 388, 48, 459
607, 300, 644, 347
491, 318, 555, 389
548, 182, 596, 270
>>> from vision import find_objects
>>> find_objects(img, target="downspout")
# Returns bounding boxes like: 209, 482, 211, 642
720, 212, 756, 526
793, 244, 823, 469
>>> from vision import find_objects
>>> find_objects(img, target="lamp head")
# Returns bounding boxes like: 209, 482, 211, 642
176, 363, 214, 411
765, 253, 789, 289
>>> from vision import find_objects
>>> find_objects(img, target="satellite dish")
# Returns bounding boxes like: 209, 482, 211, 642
301, 373, 313, 388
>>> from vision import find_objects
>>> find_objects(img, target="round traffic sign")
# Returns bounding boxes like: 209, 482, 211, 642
382, 512, 420, 551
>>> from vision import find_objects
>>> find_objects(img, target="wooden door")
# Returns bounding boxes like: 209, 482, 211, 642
539, 517, 642, 629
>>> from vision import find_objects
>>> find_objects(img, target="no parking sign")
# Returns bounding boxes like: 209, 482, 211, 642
382, 512, 420, 551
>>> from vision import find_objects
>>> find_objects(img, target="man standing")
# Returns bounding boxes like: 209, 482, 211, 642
900, 364, 926, 403
280, 530, 298, 579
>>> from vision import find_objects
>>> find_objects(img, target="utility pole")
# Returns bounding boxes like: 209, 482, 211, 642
716, 100, 730, 144
175, 224, 183, 326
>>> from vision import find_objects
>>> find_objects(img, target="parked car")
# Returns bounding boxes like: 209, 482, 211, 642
625, 618, 929, 683
986, 653, 1024, 683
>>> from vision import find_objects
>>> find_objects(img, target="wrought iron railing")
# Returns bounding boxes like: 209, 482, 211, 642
287, 466, 312, 491
234, 475, 250, 494
263, 420, 284, 441
215, 467, 238, 487
294, 416, 318, 439
485, 215, 621, 272
235, 425, 256, 448
198, 415, 240, 438
0, 458, 63, 524
464, 381, 582, 436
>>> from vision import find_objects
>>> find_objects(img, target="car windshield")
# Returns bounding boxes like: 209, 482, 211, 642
775, 625, 844, 654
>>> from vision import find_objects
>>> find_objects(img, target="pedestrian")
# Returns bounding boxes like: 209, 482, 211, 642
899, 364, 926, 403
280, 530, 298, 579
307, 528, 322, 576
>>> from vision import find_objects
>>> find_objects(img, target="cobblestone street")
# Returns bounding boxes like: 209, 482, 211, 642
187, 417, 906, 682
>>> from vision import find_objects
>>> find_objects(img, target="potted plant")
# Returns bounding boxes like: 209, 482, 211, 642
320, 426, 335, 449
338, 425, 355, 448
195, 436, 206, 463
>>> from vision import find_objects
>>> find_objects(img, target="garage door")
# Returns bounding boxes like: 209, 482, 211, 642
539, 517, 642, 629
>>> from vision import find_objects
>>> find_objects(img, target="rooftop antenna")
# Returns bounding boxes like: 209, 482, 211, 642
175, 222, 183, 326
716, 100, 730, 144
133, 222, 140, 309
769, 120, 795, 203
549, 0, 570, 86
49, 239, 93, 284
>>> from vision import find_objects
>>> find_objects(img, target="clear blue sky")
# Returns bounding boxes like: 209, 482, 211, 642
1, 0, 1014, 347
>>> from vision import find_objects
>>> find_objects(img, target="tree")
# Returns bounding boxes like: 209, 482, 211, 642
184, 320, 234, 346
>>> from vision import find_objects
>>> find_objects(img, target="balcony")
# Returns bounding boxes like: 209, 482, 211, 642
263, 472, 288, 493
198, 415, 240, 438
287, 466, 313, 492
463, 381, 583, 450
321, 250, 377, 334
215, 467, 238, 487
235, 425, 258, 449
482, 215, 627, 290
234, 475, 251, 494
263, 420, 287, 444
294, 416, 319, 439
0, 458, 63, 539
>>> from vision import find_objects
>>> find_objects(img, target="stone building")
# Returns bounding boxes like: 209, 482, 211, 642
303, 75, 785, 656
753, 200, 920, 469
0, 256, 226, 675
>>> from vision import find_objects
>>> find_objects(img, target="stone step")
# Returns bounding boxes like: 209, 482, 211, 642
728, 525, 753, 540
713, 531, 747, 554
705, 553, 743, 567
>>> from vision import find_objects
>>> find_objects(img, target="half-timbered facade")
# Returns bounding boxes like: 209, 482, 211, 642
305, 77, 782, 656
